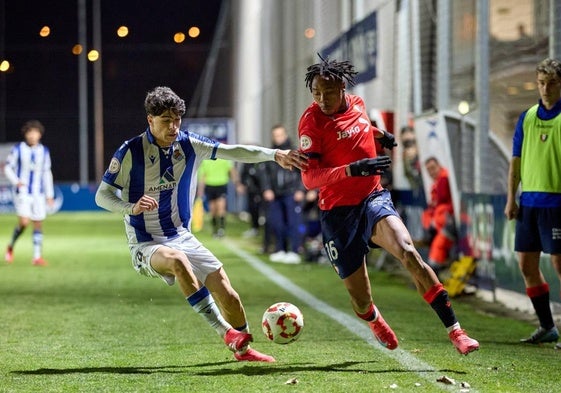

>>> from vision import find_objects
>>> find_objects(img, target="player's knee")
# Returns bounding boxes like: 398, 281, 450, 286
164, 251, 191, 275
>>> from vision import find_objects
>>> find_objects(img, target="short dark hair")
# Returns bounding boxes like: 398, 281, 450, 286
270, 124, 285, 131
144, 86, 186, 117
304, 53, 358, 91
424, 156, 439, 166
21, 120, 45, 136
400, 125, 415, 135
536, 58, 561, 79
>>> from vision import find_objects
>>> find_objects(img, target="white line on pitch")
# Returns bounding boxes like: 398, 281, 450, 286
224, 240, 477, 392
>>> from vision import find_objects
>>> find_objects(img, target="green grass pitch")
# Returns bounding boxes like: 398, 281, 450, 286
0, 212, 558, 392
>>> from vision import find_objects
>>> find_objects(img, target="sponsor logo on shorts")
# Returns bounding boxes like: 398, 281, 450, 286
135, 250, 144, 268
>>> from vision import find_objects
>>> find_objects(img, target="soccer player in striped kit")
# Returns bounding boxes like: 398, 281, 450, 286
95, 86, 307, 362
297, 55, 479, 355
4, 120, 54, 266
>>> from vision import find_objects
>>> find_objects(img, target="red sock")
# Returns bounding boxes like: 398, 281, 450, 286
423, 283, 445, 303
527, 283, 554, 329
356, 303, 376, 322
526, 283, 549, 298
424, 283, 457, 328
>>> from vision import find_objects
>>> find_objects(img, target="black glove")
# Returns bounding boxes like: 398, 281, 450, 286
378, 130, 397, 150
348, 156, 391, 177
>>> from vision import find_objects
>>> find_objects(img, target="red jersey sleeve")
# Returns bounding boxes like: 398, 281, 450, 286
301, 164, 348, 190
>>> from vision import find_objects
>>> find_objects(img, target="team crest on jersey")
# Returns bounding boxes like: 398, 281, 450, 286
173, 149, 183, 161
108, 157, 120, 173
300, 135, 312, 150
541, 134, 548, 142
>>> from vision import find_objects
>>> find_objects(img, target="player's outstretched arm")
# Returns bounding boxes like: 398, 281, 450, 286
215, 144, 308, 170
274, 149, 308, 171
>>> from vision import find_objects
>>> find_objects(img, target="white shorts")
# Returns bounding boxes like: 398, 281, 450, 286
128, 231, 223, 286
13, 192, 47, 221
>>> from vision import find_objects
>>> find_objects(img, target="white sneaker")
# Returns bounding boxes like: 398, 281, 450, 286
283, 251, 302, 264
269, 251, 286, 262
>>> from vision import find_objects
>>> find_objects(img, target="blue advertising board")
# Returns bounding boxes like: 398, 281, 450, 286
320, 10, 377, 84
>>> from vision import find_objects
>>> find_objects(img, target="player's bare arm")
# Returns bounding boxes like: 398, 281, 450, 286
504, 157, 521, 220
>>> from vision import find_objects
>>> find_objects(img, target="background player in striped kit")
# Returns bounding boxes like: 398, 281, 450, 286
95, 86, 307, 362
4, 120, 54, 266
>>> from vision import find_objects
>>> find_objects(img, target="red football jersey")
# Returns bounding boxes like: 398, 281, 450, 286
298, 94, 383, 210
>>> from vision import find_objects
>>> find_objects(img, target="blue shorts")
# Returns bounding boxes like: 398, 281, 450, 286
320, 189, 400, 279
515, 205, 561, 254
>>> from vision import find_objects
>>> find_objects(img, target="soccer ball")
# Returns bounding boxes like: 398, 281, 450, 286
261, 302, 304, 344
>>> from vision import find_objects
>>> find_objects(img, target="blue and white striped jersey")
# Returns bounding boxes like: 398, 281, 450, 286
4, 142, 54, 198
101, 129, 222, 244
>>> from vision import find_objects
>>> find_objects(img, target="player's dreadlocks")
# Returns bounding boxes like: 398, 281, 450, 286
305, 53, 358, 91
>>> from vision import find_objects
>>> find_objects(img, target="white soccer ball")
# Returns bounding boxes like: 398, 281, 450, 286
261, 302, 304, 344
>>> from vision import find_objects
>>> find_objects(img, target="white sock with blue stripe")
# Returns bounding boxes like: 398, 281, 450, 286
187, 286, 231, 336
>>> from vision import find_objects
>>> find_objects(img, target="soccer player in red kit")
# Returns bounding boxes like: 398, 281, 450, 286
297, 55, 479, 355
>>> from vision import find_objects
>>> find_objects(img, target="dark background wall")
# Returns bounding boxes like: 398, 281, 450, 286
0, 0, 228, 182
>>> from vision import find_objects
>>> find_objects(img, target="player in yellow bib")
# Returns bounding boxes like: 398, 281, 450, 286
505, 58, 561, 348
198, 158, 238, 237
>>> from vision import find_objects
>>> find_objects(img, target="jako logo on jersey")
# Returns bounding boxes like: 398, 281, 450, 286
337, 116, 370, 140
337, 126, 362, 140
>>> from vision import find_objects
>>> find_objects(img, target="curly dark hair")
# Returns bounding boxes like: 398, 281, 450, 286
144, 86, 186, 117
304, 53, 358, 91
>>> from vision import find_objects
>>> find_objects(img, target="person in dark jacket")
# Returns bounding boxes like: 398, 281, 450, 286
260, 125, 306, 264
237, 161, 264, 238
